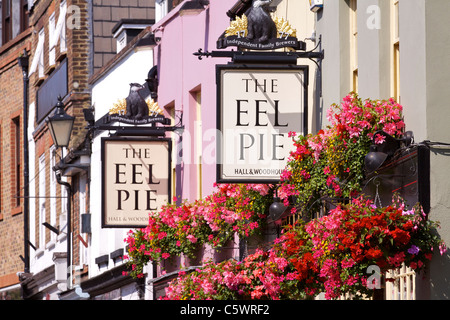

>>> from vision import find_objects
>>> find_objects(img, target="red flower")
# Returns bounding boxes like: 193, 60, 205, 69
365, 248, 383, 260
390, 228, 411, 246
402, 220, 413, 230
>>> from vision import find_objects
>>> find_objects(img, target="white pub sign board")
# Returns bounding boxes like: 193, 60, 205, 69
216, 65, 308, 183
101, 138, 171, 228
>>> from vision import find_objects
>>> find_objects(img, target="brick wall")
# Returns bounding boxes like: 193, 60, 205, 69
0, 30, 31, 290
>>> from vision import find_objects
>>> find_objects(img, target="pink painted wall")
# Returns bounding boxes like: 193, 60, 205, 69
152, 1, 236, 201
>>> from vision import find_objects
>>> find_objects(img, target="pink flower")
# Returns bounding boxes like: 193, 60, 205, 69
341, 258, 356, 269
158, 232, 167, 240
383, 122, 397, 136
439, 242, 448, 255
201, 280, 216, 295
187, 235, 197, 243
374, 134, 386, 145
162, 253, 170, 259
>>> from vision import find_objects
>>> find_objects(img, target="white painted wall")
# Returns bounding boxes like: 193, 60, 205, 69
89, 47, 154, 279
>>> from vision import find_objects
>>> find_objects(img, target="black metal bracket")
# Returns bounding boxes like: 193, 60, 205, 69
93, 124, 184, 137
194, 36, 324, 65
86, 109, 184, 138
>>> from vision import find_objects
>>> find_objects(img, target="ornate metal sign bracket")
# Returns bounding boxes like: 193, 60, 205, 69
194, 35, 324, 66
194, 35, 324, 95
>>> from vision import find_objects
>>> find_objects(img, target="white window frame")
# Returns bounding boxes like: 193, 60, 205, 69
29, 28, 45, 78
38, 154, 46, 248
52, 0, 67, 54
50, 146, 57, 242
195, 91, 202, 199
391, 0, 400, 101
48, 12, 56, 68
350, 0, 358, 92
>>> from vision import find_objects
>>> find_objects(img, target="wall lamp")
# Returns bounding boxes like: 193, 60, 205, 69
365, 130, 414, 173
46, 96, 77, 285
46, 96, 75, 149
269, 186, 289, 223
269, 197, 287, 223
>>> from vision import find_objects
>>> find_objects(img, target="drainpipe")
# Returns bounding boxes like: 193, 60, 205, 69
18, 50, 30, 274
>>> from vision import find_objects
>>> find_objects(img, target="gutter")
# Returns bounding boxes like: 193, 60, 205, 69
18, 50, 30, 274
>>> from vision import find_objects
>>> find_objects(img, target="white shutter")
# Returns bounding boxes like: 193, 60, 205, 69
28, 30, 45, 76
51, 2, 67, 49
49, 13, 56, 66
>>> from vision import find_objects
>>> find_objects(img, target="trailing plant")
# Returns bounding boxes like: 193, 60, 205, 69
163, 197, 447, 300
123, 184, 273, 278
279, 93, 406, 216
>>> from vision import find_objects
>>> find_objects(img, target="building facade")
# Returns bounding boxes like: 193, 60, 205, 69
16, 0, 157, 299
82, 0, 317, 300
314, 0, 450, 299
84, 25, 157, 300
1, 0, 448, 301
0, 0, 31, 300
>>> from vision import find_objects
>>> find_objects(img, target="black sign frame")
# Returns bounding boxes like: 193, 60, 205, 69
101, 136, 172, 228
216, 64, 309, 184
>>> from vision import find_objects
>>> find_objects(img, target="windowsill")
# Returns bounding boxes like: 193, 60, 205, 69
46, 239, 56, 251
35, 248, 44, 259
57, 231, 67, 242
56, 51, 67, 62
45, 64, 56, 75
11, 206, 22, 216
0, 28, 31, 56
33, 76, 45, 87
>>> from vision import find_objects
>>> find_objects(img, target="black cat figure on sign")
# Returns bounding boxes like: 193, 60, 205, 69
246, 0, 277, 42
125, 83, 149, 120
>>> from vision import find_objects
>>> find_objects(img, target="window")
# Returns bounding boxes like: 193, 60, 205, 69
165, 104, 177, 201
48, 12, 56, 69
39, 154, 46, 248
195, 91, 202, 199
12, 117, 21, 209
79, 173, 88, 265
391, 0, 400, 101
1, 0, 29, 44
350, 0, 358, 93
0, 124, 2, 220
29, 28, 45, 79
2, 0, 12, 44
50, 146, 57, 242
55, 1, 67, 54
20, 0, 28, 33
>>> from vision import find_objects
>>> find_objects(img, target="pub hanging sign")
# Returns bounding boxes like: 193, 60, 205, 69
216, 65, 308, 183
101, 137, 171, 228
